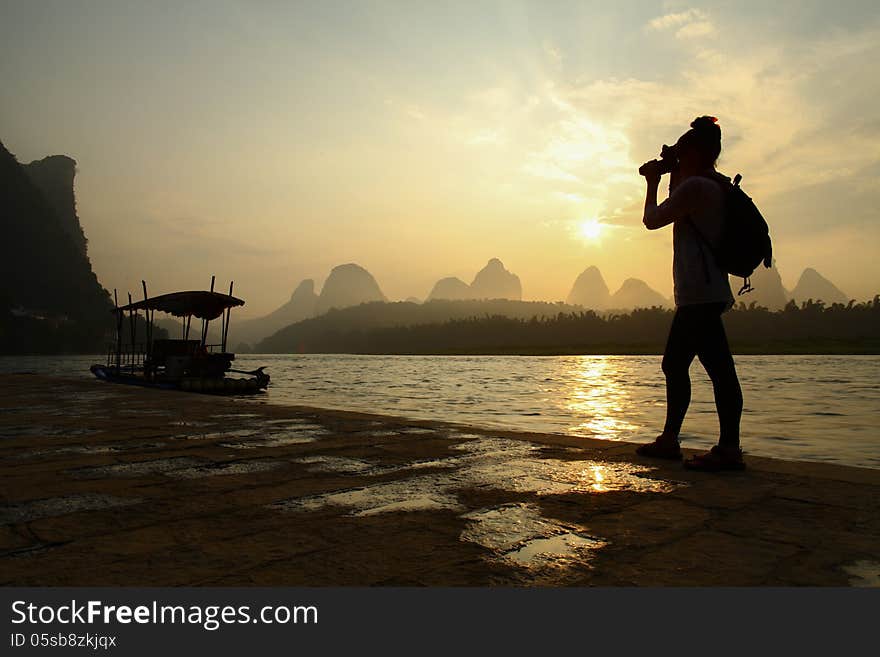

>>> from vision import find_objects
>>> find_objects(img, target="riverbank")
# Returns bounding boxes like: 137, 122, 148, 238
1, 374, 878, 586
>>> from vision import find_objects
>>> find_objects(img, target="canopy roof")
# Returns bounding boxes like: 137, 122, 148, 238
115, 291, 244, 320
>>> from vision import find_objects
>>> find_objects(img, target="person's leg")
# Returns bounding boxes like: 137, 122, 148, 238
660, 307, 698, 440
695, 304, 743, 448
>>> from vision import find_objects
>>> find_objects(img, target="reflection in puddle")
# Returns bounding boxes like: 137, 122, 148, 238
507, 533, 602, 567
461, 503, 561, 552
842, 560, 880, 587
460, 503, 605, 570
274, 478, 460, 517
1, 493, 141, 524
271, 435, 679, 517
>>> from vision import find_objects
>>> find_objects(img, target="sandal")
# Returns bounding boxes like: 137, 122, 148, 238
684, 445, 746, 472
636, 435, 683, 460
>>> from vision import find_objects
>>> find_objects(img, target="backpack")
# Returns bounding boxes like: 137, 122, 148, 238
692, 172, 773, 296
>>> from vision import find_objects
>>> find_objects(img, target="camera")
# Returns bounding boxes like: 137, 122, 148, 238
638, 143, 679, 177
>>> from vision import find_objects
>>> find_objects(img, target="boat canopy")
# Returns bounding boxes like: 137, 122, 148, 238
114, 291, 244, 320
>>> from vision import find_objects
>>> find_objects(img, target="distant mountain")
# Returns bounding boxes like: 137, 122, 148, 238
0, 140, 114, 352
315, 263, 386, 315
155, 316, 221, 345
404, 296, 422, 304
231, 279, 318, 346
609, 278, 668, 310
738, 261, 788, 310
427, 259, 522, 301
790, 268, 848, 305
427, 277, 472, 301
470, 258, 522, 300
566, 266, 611, 309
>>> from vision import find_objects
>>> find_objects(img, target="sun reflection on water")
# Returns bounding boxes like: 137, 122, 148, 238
563, 356, 639, 440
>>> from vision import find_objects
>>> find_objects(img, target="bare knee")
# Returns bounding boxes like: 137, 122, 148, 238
662, 354, 688, 379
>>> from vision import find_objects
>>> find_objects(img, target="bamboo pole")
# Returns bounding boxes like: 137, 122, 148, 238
128, 292, 135, 373
222, 281, 234, 353
114, 289, 121, 373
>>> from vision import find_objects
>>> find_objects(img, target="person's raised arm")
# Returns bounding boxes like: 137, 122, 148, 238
642, 174, 668, 230
643, 175, 699, 230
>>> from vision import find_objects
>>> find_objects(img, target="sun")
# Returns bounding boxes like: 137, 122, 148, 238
578, 219, 603, 241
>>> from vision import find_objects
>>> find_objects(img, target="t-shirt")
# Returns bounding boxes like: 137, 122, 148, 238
646, 175, 735, 308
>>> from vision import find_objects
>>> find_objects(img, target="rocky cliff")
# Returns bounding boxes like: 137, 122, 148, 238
609, 278, 669, 310
230, 279, 319, 346
790, 268, 848, 305
0, 140, 111, 352
566, 266, 611, 309
470, 258, 522, 300
24, 155, 87, 258
427, 277, 473, 301
738, 262, 788, 310
315, 263, 387, 315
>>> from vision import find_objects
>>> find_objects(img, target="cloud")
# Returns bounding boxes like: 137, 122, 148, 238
646, 8, 715, 40
646, 8, 706, 31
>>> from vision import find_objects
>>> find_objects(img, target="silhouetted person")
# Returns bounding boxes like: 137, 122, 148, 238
636, 116, 745, 471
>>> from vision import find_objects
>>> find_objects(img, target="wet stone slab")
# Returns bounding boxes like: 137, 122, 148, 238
69, 457, 207, 478
169, 459, 285, 479
219, 424, 328, 449
841, 560, 880, 587
2, 374, 879, 587
1, 494, 142, 525
291, 456, 381, 475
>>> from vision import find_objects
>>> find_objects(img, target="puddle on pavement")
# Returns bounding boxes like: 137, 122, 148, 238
220, 424, 328, 449
507, 533, 603, 567
460, 503, 605, 570
70, 457, 206, 478
272, 478, 461, 517
1, 493, 141, 524
270, 434, 679, 518
842, 560, 880, 587
170, 459, 284, 479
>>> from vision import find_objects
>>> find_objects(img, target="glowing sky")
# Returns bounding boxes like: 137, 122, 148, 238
2, 1, 878, 316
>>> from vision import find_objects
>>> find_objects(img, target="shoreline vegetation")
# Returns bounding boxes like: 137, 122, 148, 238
3, 297, 878, 356
251, 297, 880, 355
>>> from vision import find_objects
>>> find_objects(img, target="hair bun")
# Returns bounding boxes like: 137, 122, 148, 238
691, 115, 719, 130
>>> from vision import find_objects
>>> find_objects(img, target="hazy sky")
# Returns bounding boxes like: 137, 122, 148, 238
2, 0, 878, 316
